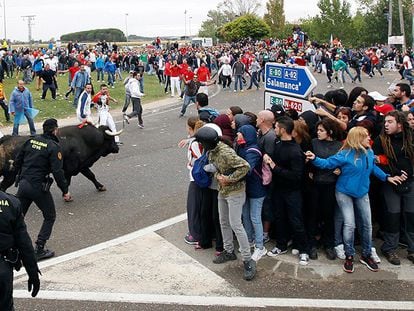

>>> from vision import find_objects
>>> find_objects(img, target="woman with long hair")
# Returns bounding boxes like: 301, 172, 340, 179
307, 118, 344, 260
306, 127, 407, 273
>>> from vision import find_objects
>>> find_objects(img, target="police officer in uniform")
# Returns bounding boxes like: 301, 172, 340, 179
14, 118, 72, 261
0, 191, 40, 310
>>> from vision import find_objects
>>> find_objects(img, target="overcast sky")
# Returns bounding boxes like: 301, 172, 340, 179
2, 0, 357, 41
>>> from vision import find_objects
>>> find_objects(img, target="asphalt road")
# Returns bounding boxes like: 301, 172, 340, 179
12, 69, 414, 310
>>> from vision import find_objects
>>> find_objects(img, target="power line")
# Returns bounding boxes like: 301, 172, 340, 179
21, 15, 35, 46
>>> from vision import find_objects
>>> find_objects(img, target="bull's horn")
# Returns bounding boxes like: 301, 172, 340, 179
105, 129, 123, 136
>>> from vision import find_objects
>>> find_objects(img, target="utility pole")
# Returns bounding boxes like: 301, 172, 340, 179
388, 0, 392, 39
398, 0, 406, 51
184, 10, 187, 42
412, 3, 414, 49
2, 0, 6, 41
125, 13, 128, 42
21, 15, 35, 47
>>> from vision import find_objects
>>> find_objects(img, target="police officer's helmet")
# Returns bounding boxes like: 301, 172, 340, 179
195, 126, 219, 151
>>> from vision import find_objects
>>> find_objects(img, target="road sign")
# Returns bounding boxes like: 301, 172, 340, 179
264, 91, 316, 113
265, 63, 317, 98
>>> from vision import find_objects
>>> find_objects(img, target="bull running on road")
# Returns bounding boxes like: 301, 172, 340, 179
0, 124, 122, 197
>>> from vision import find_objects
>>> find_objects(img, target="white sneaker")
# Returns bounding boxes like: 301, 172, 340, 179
267, 247, 287, 257
251, 247, 267, 262
371, 247, 381, 264
334, 244, 346, 260
291, 248, 299, 255
299, 253, 309, 266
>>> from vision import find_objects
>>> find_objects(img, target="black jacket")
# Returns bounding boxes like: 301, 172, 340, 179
270, 139, 305, 191
373, 132, 414, 182
0, 191, 39, 276
14, 133, 68, 194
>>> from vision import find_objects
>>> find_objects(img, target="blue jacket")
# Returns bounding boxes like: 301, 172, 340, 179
312, 148, 388, 198
71, 70, 89, 88
9, 87, 33, 113
95, 57, 105, 70
237, 125, 266, 198
104, 61, 116, 73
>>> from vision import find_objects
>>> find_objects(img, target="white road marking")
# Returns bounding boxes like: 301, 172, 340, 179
13, 290, 414, 310
14, 213, 187, 277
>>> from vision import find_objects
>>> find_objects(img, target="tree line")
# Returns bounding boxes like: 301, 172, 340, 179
60, 28, 126, 42
199, 0, 414, 47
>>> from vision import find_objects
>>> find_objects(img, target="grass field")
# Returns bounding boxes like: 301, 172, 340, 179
1, 71, 169, 125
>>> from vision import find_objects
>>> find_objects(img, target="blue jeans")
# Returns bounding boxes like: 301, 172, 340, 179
107, 72, 115, 86
234, 75, 243, 91
139, 76, 144, 93
404, 69, 414, 85
180, 95, 196, 115
248, 72, 259, 89
335, 191, 373, 257
13, 110, 36, 136
242, 196, 265, 249
96, 68, 105, 81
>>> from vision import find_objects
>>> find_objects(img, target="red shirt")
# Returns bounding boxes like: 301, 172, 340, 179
92, 90, 111, 104
164, 62, 172, 76
68, 66, 80, 79
197, 66, 210, 82
180, 63, 189, 75
183, 71, 194, 82
170, 65, 181, 77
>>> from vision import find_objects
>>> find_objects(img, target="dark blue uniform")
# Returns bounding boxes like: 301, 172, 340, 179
14, 132, 68, 259
0, 191, 40, 311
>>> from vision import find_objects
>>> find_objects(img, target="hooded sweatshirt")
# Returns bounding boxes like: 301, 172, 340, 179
237, 125, 267, 198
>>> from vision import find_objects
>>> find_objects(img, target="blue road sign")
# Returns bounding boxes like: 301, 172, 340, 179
265, 63, 317, 98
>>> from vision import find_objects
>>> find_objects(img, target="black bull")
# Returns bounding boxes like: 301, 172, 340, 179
0, 125, 121, 192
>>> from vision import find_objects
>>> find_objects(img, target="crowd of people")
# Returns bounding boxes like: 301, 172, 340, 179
0, 35, 414, 292
179, 81, 414, 280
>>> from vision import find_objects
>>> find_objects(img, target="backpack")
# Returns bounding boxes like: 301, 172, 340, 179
191, 152, 212, 188
247, 148, 272, 186
198, 107, 219, 123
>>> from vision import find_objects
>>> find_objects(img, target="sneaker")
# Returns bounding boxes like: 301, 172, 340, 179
382, 250, 400, 265
291, 248, 299, 255
35, 246, 55, 261
184, 234, 197, 245
251, 247, 267, 262
213, 251, 237, 264
123, 115, 130, 124
371, 247, 381, 264
309, 247, 318, 260
407, 253, 414, 264
267, 247, 287, 257
298, 253, 309, 266
116, 141, 124, 146
243, 259, 256, 281
334, 244, 346, 260
138, 124, 144, 129
178, 113, 184, 118
360, 255, 379, 272
326, 247, 337, 260
343, 256, 354, 273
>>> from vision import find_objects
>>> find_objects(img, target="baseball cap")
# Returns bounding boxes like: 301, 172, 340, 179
368, 91, 388, 101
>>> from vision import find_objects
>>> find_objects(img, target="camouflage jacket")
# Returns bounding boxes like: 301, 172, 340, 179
208, 142, 250, 197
